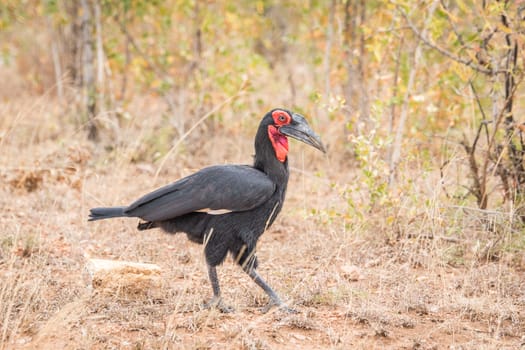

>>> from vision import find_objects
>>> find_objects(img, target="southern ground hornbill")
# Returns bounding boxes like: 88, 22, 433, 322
89, 108, 325, 312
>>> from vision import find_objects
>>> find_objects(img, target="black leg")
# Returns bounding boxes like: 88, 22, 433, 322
246, 268, 283, 305
208, 264, 222, 298
204, 264, 234, 313
244, 267, 297, 313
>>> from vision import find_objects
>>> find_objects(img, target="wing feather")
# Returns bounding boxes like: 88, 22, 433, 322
124, 165, 275, 221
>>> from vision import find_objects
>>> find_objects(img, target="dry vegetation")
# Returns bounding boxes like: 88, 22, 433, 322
1, 89, 524, 349
2, 1, 525, 349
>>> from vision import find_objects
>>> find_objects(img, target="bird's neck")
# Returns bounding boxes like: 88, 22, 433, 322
254, 129, 290, 187
254, 153, 289, 186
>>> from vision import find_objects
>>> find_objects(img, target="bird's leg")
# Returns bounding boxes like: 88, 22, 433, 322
244, 267, 297, 313
203, 264, 234, 313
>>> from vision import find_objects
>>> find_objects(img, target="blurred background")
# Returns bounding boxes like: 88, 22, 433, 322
2, 0, 525, 208
1, 1, 525, 348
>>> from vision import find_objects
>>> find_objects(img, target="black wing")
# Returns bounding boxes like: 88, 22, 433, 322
124, 165, 276, 221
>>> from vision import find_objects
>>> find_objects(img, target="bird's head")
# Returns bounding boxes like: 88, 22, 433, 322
262, 108, 326, 162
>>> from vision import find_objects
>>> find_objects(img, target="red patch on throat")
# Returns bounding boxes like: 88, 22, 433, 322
268, 125, 288, 162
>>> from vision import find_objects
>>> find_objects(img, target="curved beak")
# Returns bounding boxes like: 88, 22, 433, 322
279, 113, 326, 153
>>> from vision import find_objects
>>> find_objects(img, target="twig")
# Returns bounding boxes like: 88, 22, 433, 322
461, 326, 491, 334
447, 205, 506, 216
398, 7, 500, 75
439, 0, 468, 48
468, 81, 490, 150
406, 233, 463, 243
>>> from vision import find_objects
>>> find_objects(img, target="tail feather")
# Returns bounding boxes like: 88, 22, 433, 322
88, 206, 127, 221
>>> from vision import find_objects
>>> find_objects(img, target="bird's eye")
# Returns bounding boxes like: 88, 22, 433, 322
272, 110, 291, 125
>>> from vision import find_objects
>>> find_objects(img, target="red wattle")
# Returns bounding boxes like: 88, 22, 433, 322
267, 125, 288, 162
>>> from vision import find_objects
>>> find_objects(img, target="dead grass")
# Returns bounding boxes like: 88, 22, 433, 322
1, 95, 524, 349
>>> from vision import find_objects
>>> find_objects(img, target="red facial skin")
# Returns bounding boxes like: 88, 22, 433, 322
267, 110, 292, 162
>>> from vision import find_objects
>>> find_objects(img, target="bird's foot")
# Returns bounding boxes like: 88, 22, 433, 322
261, 300, 298, 314
137, 221, 156, 230
278, 305, 298, 314
203, 297, 235, 313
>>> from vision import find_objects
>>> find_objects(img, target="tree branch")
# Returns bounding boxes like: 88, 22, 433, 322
398, 6, 501, 75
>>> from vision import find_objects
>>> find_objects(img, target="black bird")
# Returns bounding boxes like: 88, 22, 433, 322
89, 108, 325, 312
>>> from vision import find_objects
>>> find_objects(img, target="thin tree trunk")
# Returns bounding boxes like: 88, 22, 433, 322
389, 36, 404, 141
342, 0, 355, 135
95, 0, 104, 93
323, 0, 335, 107
81, 0, 98, 141
501, 10, 524, 197
120, 18, 130, 101
357, 0, 369, 128
343, 0, 368, 136
48, 18, 64, 100
389, 1, 439, 186
65, 1, 80, 87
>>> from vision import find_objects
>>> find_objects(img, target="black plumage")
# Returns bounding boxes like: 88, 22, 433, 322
89, 108, 325, 312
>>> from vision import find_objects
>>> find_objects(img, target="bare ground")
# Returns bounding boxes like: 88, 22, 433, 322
1, 104, 525, 349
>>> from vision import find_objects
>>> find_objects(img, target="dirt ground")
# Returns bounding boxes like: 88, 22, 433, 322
1, 101, 524, 350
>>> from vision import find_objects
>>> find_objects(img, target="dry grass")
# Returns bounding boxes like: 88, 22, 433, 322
1, 94, 524, 350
